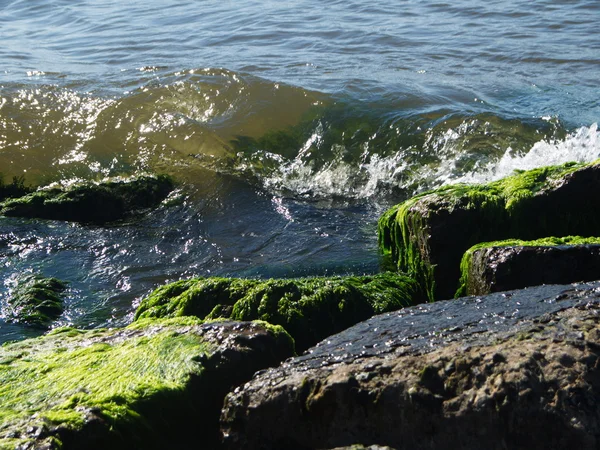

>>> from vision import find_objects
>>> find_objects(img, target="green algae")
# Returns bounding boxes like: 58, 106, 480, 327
0, 317, 294, 449
0, 174, 174, 224
378, 160, 600, 301
3, 274, 67, 328
135, 272, 422, 352
0, 316, 210, 449
456, 236, 600, 298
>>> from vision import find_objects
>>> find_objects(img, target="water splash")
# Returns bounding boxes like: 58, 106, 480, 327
442, 122, 600, 186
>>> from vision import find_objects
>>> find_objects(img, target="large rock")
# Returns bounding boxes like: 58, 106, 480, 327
457, 236, 600, 296
0, 174, 174, 224
0, 318, 294, 450
134, 273, 422, 352
221, 281, 600, 450
378, 160, 600, 300
3, 273, 68, 328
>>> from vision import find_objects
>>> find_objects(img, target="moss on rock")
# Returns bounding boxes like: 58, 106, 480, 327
3, 274, 67, 328
135, 273, 422, 352
0, 174, 174, 224
379, 160, 600, 300
0, 317, 294, 450
456, 236, 600, 297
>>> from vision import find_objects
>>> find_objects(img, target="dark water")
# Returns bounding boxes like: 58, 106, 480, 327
1, 0, 599, 343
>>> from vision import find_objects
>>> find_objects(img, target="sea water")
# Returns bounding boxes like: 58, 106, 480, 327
1, 0, 599, 342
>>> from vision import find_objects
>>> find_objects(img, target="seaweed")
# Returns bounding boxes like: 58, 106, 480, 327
378, 160, 600, 300
135, 272, 422, 352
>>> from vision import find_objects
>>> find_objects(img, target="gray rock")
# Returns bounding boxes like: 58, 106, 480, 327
221, 281, 600, 450
461, 242, 600, 296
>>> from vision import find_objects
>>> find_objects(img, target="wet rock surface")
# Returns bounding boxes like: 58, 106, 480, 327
0, 319, 294, 450
463, 243, 600, 296
0, 174, 174, 224
221, 281, 600, 450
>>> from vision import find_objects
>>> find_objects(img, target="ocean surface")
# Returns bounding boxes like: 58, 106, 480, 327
1, 0, 599, 343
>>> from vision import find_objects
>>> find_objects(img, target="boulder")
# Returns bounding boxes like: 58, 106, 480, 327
3, 273, 67, 328
457, 236, 600, 296
134, 273, 422, 352
378, 160, 600, 300
0, 318, 294, 450
221, 281, 600, 450
0, 174, 174, 224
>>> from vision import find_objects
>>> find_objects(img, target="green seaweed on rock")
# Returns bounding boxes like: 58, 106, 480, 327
0, 317, 294, 450
3, 274, 67, 328
135, 272, 422, 352
0, 174, 174, 224
378, 160, 600, 301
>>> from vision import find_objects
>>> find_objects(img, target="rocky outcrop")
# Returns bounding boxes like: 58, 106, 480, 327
3, 273, 67, 328
0, 318, 294, 450
221, 281, 600, 450
0, 174, 174, 224
134, 273, 422, 352
457, 236, 600, 296
378, 160, 600, 300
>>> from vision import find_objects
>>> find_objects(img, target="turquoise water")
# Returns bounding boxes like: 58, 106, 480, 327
1, 0, 599, 342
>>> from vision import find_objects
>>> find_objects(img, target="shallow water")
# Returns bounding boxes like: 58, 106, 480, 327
1, 0, 599, 343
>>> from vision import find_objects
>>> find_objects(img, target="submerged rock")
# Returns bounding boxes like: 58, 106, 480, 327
134, 273, 422, 352
457, 236, 600, 296
0, 174, 174, 224
0, 175, 32, 202
379, 160, 600, 300
0, 318, 294, 450
3, 274, 67, 328
221, 281, 600, 450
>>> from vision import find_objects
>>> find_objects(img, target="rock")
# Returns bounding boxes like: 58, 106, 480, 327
457, 236, 600, 296
0, 174, 32, 202
0, 318, 294, 450
134, 273, 422, 352
3, 273, 67, 328
0, 174, 174, 224
378, 161, 600, 300
220, 281, 600, 450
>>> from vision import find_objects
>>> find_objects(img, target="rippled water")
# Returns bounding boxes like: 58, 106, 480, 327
1, 0, 599, 342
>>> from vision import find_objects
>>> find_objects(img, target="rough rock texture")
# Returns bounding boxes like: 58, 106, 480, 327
378, 160, 600, 300
457, 236, 600, 296
2, 274, 67, 328
0, 174, 174, 224
134, 273, 422, 352
0, 318, 294, 450
221, 281, 600, 450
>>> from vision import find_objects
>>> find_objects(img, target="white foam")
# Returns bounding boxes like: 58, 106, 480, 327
442, 123, 600, 185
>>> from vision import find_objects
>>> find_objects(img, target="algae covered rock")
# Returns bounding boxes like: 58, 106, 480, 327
0, 174, 174, 224
0, 175, 32, 202
0, 317, 294, 450
2, 274, 67, 328
379, 160, 600, 300
135, 273, 422, 352
221, 281, 600, 450
457, 236, 600, 297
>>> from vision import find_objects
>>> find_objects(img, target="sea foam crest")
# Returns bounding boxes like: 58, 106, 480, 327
445, 122, 600, 185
